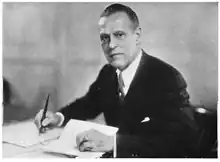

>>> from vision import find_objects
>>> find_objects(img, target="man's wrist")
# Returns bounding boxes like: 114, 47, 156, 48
55, 112, 65, 126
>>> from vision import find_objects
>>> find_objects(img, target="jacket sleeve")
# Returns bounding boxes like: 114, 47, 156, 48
116, 72, 199, 158
58, 65, 108, 126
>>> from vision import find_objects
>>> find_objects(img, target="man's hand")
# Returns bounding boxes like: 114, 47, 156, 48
34, 109, 62, 132
76, 129, 114, 152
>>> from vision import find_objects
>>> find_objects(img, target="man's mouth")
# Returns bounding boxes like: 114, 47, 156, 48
110, 53, 123, 57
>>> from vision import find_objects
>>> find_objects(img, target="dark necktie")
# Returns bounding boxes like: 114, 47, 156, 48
118, 72, 125, 101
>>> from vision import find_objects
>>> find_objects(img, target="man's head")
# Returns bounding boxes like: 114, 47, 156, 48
98, 3, 141, 71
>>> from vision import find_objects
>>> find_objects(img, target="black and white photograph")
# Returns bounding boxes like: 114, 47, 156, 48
2, 1, 218, 158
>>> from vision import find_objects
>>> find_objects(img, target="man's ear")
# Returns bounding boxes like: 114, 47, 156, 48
135, 27, 141, 45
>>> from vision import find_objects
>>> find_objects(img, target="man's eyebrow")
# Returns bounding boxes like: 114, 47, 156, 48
99, 30, 126, 36
100, 32, 109, 36
113, 30, 126, 33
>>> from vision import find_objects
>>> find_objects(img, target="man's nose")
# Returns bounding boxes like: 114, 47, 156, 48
109, 36, 117, 49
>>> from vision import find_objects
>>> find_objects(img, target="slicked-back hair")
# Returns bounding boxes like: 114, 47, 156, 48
100, 3, 140, 30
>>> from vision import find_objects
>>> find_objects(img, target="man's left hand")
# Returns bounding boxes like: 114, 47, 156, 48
76, 129, 114, 152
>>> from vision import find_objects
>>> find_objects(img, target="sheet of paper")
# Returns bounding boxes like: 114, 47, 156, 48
3, 120, 62, 147
43, 119, 118, 158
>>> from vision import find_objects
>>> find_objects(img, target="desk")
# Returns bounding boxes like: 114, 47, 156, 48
3, 141, 113, 158
2, 122, 113, 158
2, 132, 68, 158
2, 121, 67, 158
3, 142, 70, 158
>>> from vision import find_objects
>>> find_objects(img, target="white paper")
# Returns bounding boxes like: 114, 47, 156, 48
3, 120, 62, 147
43, 119, 118, 158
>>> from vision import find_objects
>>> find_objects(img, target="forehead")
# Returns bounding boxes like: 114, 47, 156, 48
98, 12, 133, 33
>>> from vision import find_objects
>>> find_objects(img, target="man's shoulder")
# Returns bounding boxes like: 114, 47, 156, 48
144, 53, 178, 74
144, 53, 181, 77
142, 52, 187, 88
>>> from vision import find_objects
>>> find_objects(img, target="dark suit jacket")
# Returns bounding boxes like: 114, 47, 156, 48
59, 51, 199, 157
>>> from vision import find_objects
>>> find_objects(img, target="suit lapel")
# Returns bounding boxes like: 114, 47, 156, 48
124, 51, 149, 101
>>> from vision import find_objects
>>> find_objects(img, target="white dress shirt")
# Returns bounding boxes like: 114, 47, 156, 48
116, 50, 143, 96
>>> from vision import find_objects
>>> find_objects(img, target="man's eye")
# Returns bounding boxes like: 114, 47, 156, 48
114, 32, 125, 39
100, 35, 110, 44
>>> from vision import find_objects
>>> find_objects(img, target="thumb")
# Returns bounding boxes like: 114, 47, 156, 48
42, 114, 59, 127
42, 117, 52, 126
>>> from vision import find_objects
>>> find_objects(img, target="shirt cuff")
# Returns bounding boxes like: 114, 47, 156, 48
56, 112, 65, 127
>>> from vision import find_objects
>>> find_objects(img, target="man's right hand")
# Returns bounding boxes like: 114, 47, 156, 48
34, 109, 62, 132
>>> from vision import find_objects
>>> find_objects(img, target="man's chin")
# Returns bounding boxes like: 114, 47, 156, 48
109, 61, 126, 70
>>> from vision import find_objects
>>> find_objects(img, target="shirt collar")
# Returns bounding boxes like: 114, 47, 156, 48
116, 50, 142, 88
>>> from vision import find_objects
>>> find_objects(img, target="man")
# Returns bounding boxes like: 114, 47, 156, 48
35, 3, 199, 157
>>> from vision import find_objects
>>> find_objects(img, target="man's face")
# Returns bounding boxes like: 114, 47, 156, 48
98, 12, 141, 71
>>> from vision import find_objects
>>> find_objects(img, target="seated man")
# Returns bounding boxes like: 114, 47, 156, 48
35, 3, 199, 158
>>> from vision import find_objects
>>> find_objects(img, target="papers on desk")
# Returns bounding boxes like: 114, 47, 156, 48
43, 119, 118, 158
2, 120, 62, 147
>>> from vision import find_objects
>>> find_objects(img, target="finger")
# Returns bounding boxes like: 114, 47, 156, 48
79, 141, 96, 152
76, 136, 81, 147
76, 132, 88, 146
39, 127, 47, 133
90, 147, 101, 152
90, 143, 113, 152
41, 111, 57, 126
34, 119, 40, 129
76, 133, 83, 146
35, 111, 42, 127
42, 117, 53, 127
46, 112, 62, 127
79, 146, 92, 152
84, 147, 93, 152
90, 145, 107, 152
34, 110, 44, 128
46, 111, 54, 118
